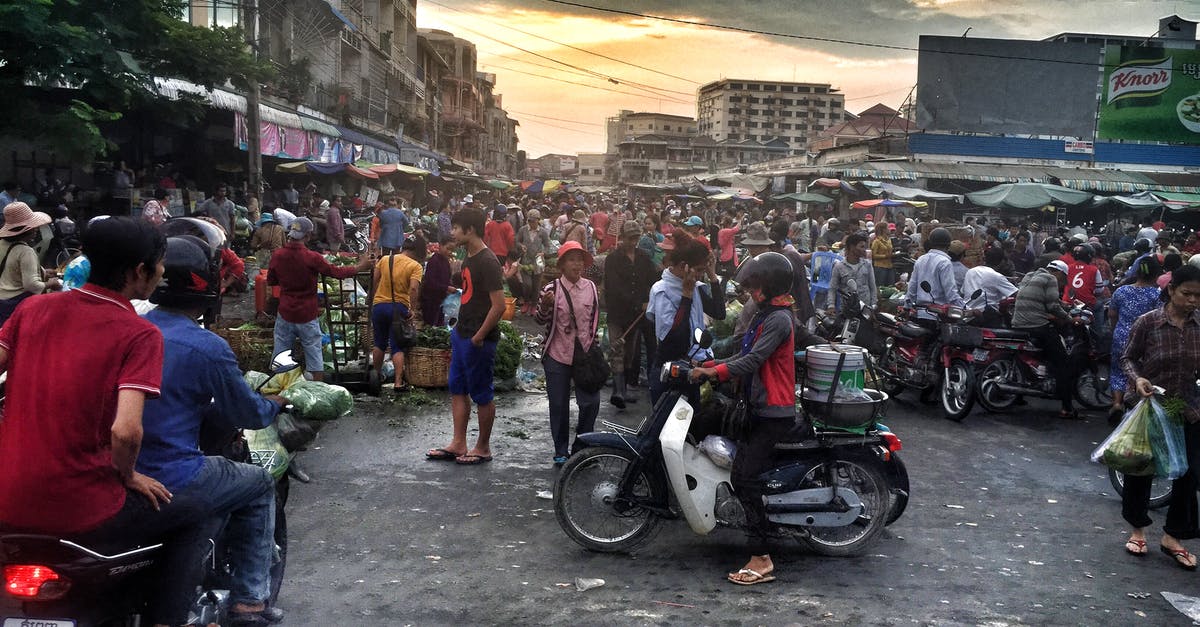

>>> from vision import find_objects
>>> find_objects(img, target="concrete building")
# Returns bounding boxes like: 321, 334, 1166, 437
696, 79, 847, 151
480, 85, 520, 178
576, 152, 606, 184
530, 153, 578, 178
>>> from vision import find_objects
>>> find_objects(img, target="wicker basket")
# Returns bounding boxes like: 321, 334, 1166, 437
405, 346, 451, 388
213, 322, 276, 372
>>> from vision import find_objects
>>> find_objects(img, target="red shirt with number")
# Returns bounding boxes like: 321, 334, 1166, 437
0, 285, 164, 534
1063, 262, 1101, 306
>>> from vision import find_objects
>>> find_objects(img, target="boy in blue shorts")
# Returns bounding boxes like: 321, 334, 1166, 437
427, 207, 506, 465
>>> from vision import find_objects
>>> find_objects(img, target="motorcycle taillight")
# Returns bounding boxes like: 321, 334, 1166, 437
880, 432, 903, 453
4, 564, 71, 600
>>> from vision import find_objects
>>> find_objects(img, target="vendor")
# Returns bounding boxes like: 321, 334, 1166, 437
0, 202, 61, 325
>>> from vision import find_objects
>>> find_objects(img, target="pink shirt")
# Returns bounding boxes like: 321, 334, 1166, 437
718, 227, 740, 263
535, 276, 598, 364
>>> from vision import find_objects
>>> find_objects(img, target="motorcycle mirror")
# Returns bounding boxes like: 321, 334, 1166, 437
270, 350, 302, 374
971, 288, 984, 300
693, 328, 713, 349
920, 280, 932, 294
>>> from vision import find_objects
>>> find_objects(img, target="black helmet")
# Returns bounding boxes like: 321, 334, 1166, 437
739, 251, 793, 301
926, 227, 952, 250
1133, 238, 1151, 253
1072, 243, 1094, 263
150, 235, 220, 309
1042, 237, 1061, 253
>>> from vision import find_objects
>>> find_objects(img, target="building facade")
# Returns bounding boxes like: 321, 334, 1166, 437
576, 152, 606, 185
696, 79, 847, 151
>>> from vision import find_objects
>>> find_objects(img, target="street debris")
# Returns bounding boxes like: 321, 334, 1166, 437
536, 490, 553, 500
653, 601, 696, 608
1127, 592, 1152, 599
944, 504, 965, 509
575, 577, 605, 591
467, 512, 481, 517
1162, 592, 1200, 622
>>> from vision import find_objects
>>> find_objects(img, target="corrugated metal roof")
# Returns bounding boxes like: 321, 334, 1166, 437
1043, 167, 1159, 193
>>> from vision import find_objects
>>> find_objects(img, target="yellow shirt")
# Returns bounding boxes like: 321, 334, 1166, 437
871, 236, 893, 269
373, 253, 423, 307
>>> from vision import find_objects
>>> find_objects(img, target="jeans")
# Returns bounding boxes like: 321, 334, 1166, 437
1123, 421, 1200, 538
167, 456, 276, 605
274, 315, 324, 374
1023, 325, 1073, 410
543, 356, 599, 457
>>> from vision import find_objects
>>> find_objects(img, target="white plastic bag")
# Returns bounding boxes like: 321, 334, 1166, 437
699, 435, 737, 469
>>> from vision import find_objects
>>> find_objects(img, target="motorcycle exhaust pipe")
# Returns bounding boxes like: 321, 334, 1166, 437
992, 382, 1031, 395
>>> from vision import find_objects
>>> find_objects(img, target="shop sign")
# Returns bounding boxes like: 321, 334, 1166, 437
1064, 140, 1094, 154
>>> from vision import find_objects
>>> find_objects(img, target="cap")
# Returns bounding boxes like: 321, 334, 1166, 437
288, 216, 314, 240
887, 222, 896, 231
683, 215, 703, 227
948, 240, 966, 256
864, 213, 874, 221
1047, 259, 1069, 274
463, 194, 473, 203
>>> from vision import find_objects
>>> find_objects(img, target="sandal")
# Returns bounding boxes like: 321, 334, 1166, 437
727, 568, 776, 586
1160, 545, 1198, 571
1057, 409, 1082, 420
1125, 538, 1148, 556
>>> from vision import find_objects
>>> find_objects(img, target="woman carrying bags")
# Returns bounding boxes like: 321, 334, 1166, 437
534, 241, 600, 465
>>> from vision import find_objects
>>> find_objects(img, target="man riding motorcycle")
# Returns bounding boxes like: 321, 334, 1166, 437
905, 227, 963, 319
1011, 259, 1077, 418
138, 233, 288, 626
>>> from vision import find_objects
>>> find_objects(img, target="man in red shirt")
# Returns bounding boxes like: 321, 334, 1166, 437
1063, 243, 1103, 307
268, 217, 373, 381
0, 217, 211, 625
589, 205, 610, 253
482, 204, 515, 259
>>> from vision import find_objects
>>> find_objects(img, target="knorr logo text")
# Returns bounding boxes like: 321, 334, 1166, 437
1108, 58, 1172, 104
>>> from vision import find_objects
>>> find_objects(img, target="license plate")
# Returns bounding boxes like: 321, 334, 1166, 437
972, 349, 990, 362
4, 619, 76, 627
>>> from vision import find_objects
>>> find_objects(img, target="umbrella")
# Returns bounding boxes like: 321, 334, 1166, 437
273, 161, 379, 180
487, 179, 514, 190
1092, 191, 1162, 210
851, 198, 928, 210
369, 164, 431, 177
772, 192, 835, 204
966, 183, 1093, 210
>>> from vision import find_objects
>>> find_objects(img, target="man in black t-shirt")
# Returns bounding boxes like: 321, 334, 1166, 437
427, 208, 506, 465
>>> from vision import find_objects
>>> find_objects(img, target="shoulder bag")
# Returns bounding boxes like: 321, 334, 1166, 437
389, 254, 417, 350
559, 279, 611, 393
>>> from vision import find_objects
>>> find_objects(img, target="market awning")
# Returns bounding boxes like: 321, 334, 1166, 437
693, 173, 771, 193
861, 181, 963, 202
366, 163, 430, 177
487, 179, 514, 190
274, 161, 379, 180
1153, 191, 1200, 210
1092, 191, 1163, 210
299, 116, 340, 137
771, 192, 834, 204
966, 183, 1093, 209
851, 198, 928, 210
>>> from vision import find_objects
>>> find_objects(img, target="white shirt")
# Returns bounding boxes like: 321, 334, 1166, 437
1137, 226, 1159, 243
962, 265, 1017, 309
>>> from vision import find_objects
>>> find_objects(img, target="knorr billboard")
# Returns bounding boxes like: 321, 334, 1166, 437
1098, 46, 1200, 144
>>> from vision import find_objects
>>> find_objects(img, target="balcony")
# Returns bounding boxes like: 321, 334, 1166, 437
621, 158, 650, 167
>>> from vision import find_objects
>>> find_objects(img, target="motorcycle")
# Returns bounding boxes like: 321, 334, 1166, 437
553, 329, 908, 557
0, 352, 310, 626
872, 281, 960, 400
343, 216, 369, 254
974, 305, 1112, 414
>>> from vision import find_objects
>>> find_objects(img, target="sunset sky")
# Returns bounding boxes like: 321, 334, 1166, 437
415, 1, 1193, 158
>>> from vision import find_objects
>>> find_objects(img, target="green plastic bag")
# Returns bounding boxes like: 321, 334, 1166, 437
244, 425, 291, 479
279, 380, 354, 421
1091, 399, 1155, 476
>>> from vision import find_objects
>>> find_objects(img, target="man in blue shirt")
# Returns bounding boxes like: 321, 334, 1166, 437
139, 234, 286, 626
378, 196, 409, 253
905, 227, 963, 318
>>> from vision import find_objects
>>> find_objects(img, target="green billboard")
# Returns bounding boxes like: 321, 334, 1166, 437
1098, 46, 1200, 144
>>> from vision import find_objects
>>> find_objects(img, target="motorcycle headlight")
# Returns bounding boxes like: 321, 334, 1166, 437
659, 362, 673, 383
885, 337, 895, 349
947, 307, 964, 321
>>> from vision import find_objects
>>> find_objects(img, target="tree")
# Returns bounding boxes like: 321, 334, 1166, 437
0, 0, 273, 163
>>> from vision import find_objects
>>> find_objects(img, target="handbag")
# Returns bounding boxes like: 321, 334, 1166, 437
558, 279, 611, 393
388, 254, 417, 350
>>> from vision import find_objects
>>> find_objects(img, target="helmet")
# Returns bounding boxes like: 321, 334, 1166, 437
926, 227, 952, 250
738, 252, 793, 301
150, 235, 220, 309
1072, 243, 1094, 263
1133, 238, 1151, 253
1042, 237, 1061, 253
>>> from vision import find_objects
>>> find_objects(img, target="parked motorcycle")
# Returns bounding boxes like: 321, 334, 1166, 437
343, 216, 369, 254
553, 330, 907, 557
872, 281, 958, 399
0, 352, 309, 626
974, 305, 1111, 414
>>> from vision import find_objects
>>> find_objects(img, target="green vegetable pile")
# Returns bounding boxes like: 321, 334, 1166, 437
1160, 396, 1189, 424
494, 321, 522, 381
392, 388, 436, 408
416, 326, 452, 350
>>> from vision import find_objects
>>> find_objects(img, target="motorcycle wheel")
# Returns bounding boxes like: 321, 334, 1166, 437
800, 458, 890, 557
877, 348, 907, 397
1074, 364, 1113, 410
885, 453, 909, 526
1108, 467, 1171, 510
978, 357, 1019, 413
269, 474, 289, 606
941, 359, 976, 422
554, 447, 662, 553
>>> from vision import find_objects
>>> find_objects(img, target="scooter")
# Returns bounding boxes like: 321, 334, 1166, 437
553, 330, 907, 557
0, 352, 308, 626
872, 281, 958, 398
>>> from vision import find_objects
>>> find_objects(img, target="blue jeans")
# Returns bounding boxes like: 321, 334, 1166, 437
543, 356, 599, 457
274, 315, 324, 373
170, 456, 276, 605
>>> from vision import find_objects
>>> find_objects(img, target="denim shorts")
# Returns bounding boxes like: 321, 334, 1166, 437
274, 316, 324, 373
370, 302, 413, 352
448, 328, 497, 404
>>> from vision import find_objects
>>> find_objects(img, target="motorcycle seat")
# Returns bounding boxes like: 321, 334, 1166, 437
899, 322, 934, 338
988, 328, 1031, 340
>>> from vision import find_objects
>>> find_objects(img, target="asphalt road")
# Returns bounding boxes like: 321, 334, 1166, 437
274, 377, 1200, 626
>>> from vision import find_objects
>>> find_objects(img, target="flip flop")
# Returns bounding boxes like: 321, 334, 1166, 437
1125, 538, 1148, 556
456, 453, 493, 465
727, 568, 776, 586
426, 448, 461, 461
1160, 545, 1198, 571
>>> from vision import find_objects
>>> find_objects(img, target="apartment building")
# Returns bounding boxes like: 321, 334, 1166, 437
696, 79, 847, 150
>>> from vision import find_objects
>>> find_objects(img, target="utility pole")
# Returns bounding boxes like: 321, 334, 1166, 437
244, 0, 263, 198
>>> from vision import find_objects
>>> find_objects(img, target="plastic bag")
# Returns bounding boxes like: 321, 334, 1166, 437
1091, 398, 1155, 476
1145, 397, 1189, 480
243, 368, 305, 396
279, 380, 354, 421
699, 435, 737, 469
244, 425, 291, 479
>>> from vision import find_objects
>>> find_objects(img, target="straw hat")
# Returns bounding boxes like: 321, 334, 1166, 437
740, 221, 775, 246
0, 202, 51, 238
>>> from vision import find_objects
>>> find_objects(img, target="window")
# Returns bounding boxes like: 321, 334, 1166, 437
730, 83, 743, 89
782, 111, 793, 117
796, 86, 810, 93
728, 108, 740, 115
762, 122, 774, 129
781, 99, 792, 106
781, 123, 792, 130
748, 109, 760, 115
814, 112, 825, 119
813, 99, 826, 107
727, 133, 740, 140
745, 135, 757, 141
796, 123, 808, 130
747, 122, 758, 128
813, 124, 824, 131
747, 97, 759, 104
794, 136, 807, 142
212, 0, 239, 27
763, 85, 776, 92
762, 97, 773, 105
729, 121, 740, 127
797, 99, 809, 106
729, 96, 742, 103
781, 85, 794, 92
628, 124, 634, 129
797, 111, 809, 118
815, 86, 827, 93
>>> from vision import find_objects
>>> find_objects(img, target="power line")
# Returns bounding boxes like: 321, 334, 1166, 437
844, 85, 914, 102
536, 0, 1194, 73
478, 62, 694, 105
506, 110, 605, 127
424, 0, 699, 85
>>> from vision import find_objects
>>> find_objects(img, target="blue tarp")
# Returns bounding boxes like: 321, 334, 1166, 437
323, 1, 358, 32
